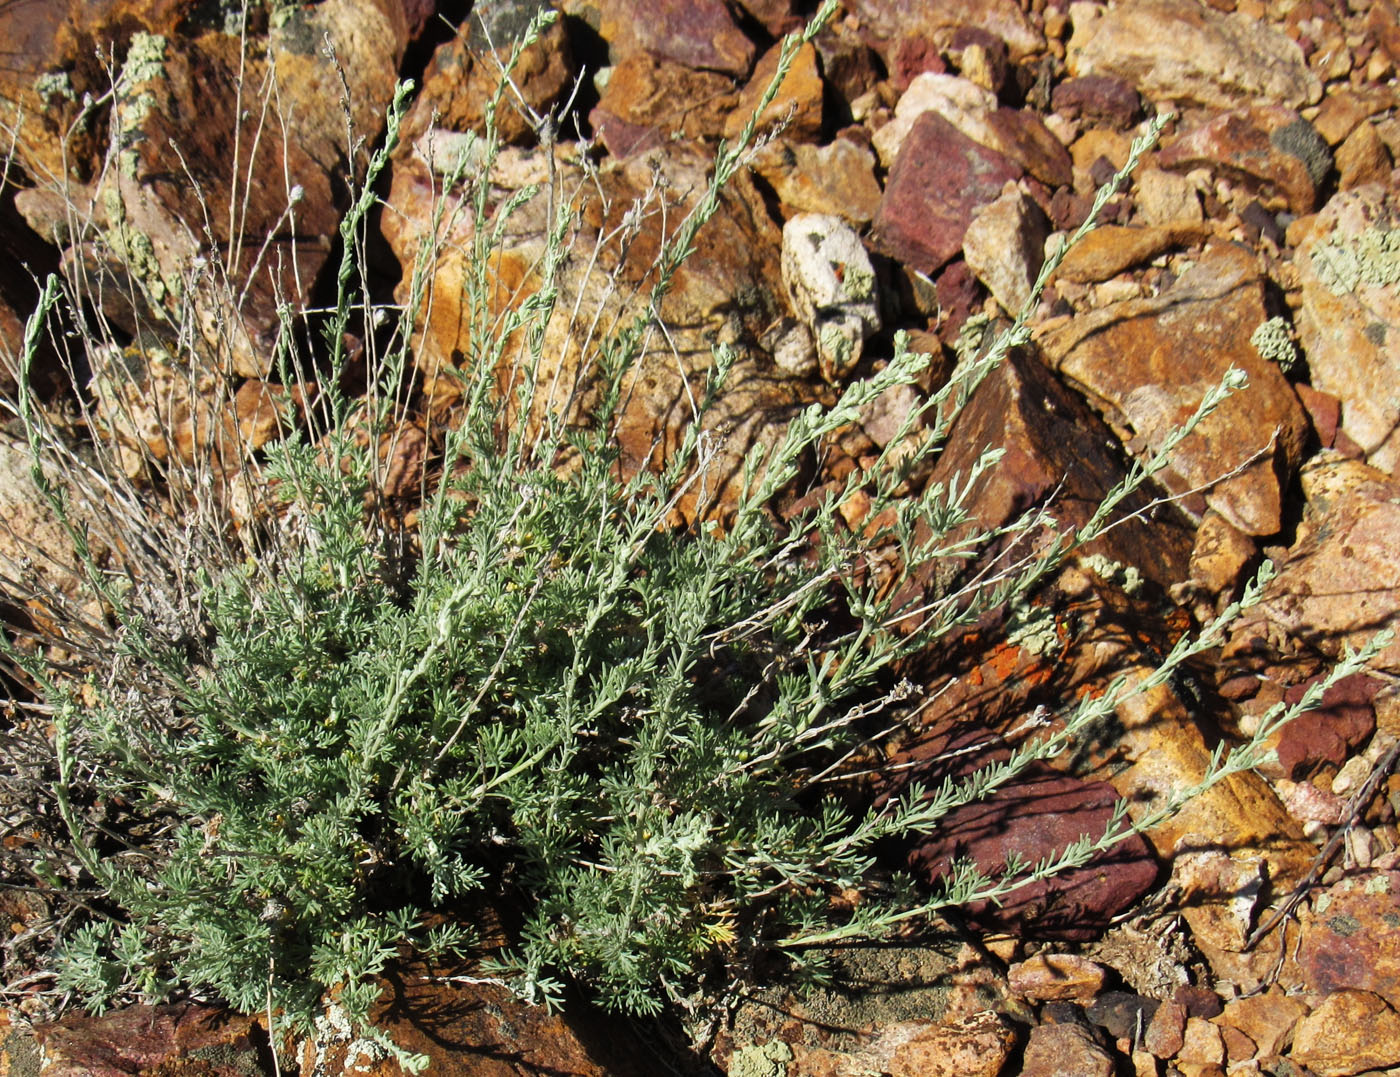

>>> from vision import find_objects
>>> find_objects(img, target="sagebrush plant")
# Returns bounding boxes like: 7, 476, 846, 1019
0, 1, 1386, 1063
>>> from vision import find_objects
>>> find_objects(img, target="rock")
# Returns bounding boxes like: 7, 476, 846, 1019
1051, 75, 1143, 128
402, 1, 573, 146
780, 214, 881, 384
1296, 182, 1400, 474
887, 1012, 1019, 1077
1179, 1016, 1226, 1068
920, 347, 1195, 590
872, 73, 998, 168
1238, 456, 1400, 672
1311, 87, 1394, 147
1272, 672, 1381, 779
873, 111, 1022, 276
873, 74, 1071, 187
1292, 990, 1400, 1077
1053, 222, 1211, 284
297, 973, 660, 1077
33, 1004, 261, 1077
905, 764, 1159, 941
1088, 990, 1159, 1041
723, 41, 823, 143
752, 139, 883, 226
1184, 509, 1257, 602
15, 3, 406, 380
0, 438, 91, 609
1217, 989, 1309, 1061
1157, 106, 1332, 215
845, 0, 1043, 64
1019, 1021, 1114, 1077
1336, 122, 1394, 192
1297, 870, 1400, 1010
1144, 999, 1187, 1059
962, 187, 1052, 317
1135, 169, 1205, 225
581, 0, 755, 75
1065, 0, 1321, 110
589, 54, 737, 156
1008, 954, 1107, 1001
1037, 243, 1311, 537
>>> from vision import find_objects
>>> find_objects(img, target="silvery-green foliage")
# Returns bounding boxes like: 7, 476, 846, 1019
2, 2, 1386, 1059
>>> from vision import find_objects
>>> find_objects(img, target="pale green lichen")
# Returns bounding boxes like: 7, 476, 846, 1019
121, 33, 168, 88
840, 262, 875, 303
33, 70, 75, 104
817, 322, 856, 373
727, 1040, 793, 1077
1004, 599, 1059, 656
1081, 552, 1144, 597
1250, 316, 1300, 373
1310, 225, 1400, 295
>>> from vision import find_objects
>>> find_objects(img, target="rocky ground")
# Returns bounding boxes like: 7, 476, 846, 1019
3, 0, 1400, 1074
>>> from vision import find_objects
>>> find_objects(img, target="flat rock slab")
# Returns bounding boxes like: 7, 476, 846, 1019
1066, 0, 1321, 109
1297, 180, 1400, 475
1037, 242, 1310, 537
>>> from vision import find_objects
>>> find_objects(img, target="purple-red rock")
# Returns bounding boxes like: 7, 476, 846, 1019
873, 111, 1022, 275
1273, 672, 1381, 779
905, 763, 1159, 940
1052, 75, 1143, 128
1158, 106, 1332, 215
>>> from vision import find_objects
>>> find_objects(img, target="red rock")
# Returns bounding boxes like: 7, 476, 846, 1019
402, 5, 574, 146
1037, 243, 1312, 537
1158, 106, 1332, 215
1273, 672, 1380, 779
1292, 990, 1400, 1077
1144, 999, 1187, 1059
1052, 75, 1143, 127
1019, 1021, 1115, 1077
983, 108, 1075, 189
1336, 122, 1393, 191
873, 111, 1022, 275
922, 347, 1194, 589
906, 764, 1159, 941
33, 1005, 260, 1077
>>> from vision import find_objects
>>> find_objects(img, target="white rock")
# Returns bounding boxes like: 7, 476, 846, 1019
781, 213, 881, 383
